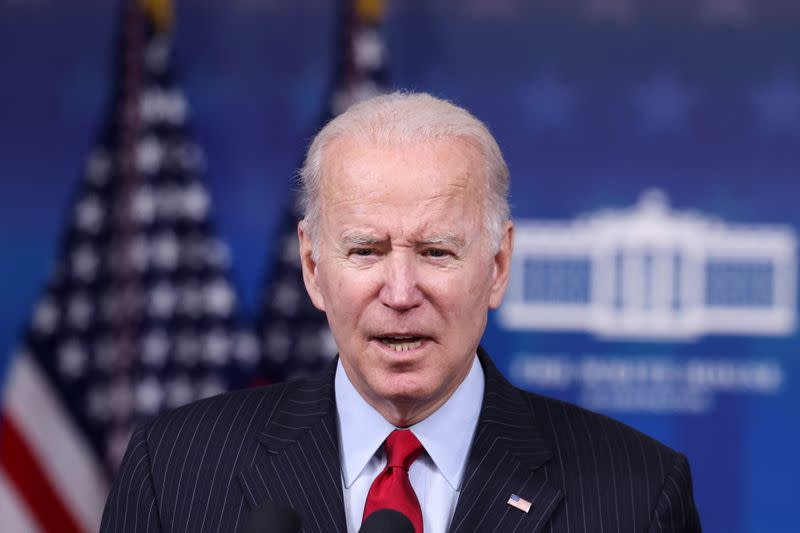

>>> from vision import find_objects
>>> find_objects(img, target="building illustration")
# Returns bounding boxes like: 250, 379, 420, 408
500, 190, 797, 339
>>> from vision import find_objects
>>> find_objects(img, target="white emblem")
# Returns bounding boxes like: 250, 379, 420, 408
500, 189, 797, 339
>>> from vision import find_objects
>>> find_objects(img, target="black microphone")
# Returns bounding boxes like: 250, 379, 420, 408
359, 509, 416, 533
239, 502, 302, 533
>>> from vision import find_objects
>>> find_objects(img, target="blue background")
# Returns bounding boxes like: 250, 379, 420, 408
1, 1, 798, 531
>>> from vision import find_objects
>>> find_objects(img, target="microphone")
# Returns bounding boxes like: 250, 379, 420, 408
239, 502, 302, 533
359, 509, 416, 533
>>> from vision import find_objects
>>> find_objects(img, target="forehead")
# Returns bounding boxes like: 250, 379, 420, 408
319, 135, 485, 207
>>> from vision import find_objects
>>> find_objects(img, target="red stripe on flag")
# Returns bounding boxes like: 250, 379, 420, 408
0, 414, 86, 533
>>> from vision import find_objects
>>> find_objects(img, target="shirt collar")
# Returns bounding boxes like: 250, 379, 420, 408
335, 356, 484, 491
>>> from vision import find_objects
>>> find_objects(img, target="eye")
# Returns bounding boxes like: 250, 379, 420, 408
351, 248, 375, 257
424, 248, 450, 258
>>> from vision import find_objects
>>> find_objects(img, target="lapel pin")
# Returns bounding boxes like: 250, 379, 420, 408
507, 493, 532, 513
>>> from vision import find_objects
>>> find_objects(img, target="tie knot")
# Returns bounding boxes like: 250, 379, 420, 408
384, 429, 423, 470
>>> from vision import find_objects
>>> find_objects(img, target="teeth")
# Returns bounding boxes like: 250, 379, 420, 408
379, 338, 423, 352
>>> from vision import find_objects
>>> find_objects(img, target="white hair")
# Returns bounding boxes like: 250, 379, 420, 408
299, 92, 510, 256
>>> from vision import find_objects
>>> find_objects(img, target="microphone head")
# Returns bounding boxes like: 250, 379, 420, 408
359, 508, 416, 533
240, 502, 302, 533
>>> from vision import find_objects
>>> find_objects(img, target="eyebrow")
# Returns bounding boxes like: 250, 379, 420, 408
340, 231, 465, 249
418, 233, 465, 248
340, 232, 384, 246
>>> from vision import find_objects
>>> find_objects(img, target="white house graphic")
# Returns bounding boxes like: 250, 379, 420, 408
500, 190, 797, 339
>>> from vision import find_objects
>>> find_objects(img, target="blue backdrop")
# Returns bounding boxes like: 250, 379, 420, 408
1, 2, 798, 532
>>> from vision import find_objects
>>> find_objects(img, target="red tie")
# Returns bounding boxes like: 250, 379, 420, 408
362, 429, 424, 533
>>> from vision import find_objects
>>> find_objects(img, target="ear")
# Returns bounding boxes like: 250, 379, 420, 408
488, 221, 514, 309
298, 220, 327, 312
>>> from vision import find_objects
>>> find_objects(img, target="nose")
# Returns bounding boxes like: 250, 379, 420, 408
378, 251, 424, 311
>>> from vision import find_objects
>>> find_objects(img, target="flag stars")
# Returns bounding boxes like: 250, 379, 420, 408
203, 329, 231, 366
141, 328, 170, 367
296, 327, 325, 360
157, 184, 184, 219
135, 377, 164, 415
67, 292, 93, 330
174, 142, 207, 174
33, 297, 59, 334
148, 281, 177, 318
14, 0, 255, 480
129, 235, 151, 272
178, 282, 204, 317
144, 35, 171, 74
139, 88, 187, 125
86, 386, 110, 422
183, 184, 210, 220
58, 338, 88, 379
354, 28, 385, 71
208, 240, 231, 269
166, 375, 194, 409
131, 185, 157, 224
101, 289, 122, 323
75, 195, 105, 233
136, 136, 164, 174
264, 322, 291, 364
320, 328, 338, 358
281, 233, 300, 265
71, 243, 100, 281
272, 277, 301, 314
151, 231, 180, 270
176, 329, 201, 365
233, 330, 260, 366
633, 71, 694, 136
86, 149, 112, 186
93, 336, 118, 373
205, 279, 236, 316
133, 183, 211, 223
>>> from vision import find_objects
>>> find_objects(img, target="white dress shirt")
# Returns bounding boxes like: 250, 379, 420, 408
335, 356, 484, 533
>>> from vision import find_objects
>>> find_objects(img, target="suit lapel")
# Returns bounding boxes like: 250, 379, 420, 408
238, 362, 348, 533
448, 349, 563, 533
237, 350, 562, 533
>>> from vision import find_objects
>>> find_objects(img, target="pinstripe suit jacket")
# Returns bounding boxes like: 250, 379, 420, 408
101, 348, 700, 532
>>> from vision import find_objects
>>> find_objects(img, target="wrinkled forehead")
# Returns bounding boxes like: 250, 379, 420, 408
318, 134, 487, 200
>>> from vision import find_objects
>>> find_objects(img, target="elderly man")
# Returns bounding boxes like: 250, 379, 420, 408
101, 93, 701, 532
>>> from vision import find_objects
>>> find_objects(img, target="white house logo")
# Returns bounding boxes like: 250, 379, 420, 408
500, 190, 797, 339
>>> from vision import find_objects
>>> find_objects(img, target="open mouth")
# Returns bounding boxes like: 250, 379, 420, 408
375, 336, 425, 352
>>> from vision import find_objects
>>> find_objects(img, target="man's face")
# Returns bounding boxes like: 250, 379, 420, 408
299, 136, 513, 424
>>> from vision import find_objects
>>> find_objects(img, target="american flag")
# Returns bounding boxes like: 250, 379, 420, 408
256, 0, 391, 382
0, 1, 259, 531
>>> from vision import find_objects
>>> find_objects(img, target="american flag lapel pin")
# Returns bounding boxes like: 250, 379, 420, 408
507, 493, 532, 513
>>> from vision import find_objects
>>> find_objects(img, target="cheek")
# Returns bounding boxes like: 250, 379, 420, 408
323, 270, 378, 321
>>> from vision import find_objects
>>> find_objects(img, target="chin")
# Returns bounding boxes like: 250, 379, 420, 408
373, 376, 432, 404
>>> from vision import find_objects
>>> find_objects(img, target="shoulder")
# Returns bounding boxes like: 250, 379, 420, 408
520, 387, 683, 474
517, 388, 700, 529
137, 376, 320, 467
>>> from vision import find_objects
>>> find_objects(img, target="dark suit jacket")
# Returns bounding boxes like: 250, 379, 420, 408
101, 348, 701, 532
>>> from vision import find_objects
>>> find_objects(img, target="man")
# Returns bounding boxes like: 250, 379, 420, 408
101, 92, 701, 532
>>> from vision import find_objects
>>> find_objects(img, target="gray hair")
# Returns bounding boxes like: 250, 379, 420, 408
299, 92, 510, 255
